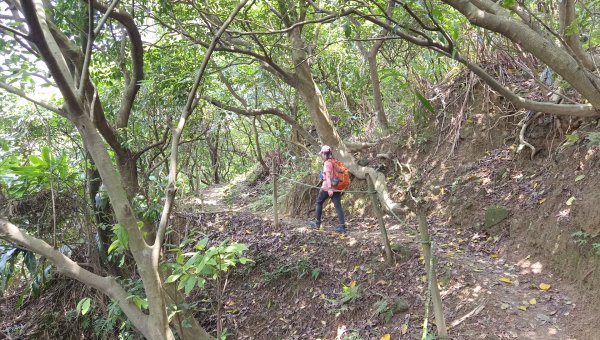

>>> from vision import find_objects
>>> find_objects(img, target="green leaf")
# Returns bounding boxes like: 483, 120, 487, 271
28, 155, 44, 166
194, 237, 209, 250
184, 276, 197, 294
23, 251, 36, 273
128, 295, 149, 310
176, 251, 184, 265
76, 297, 92, 315
41, 146, 51, 164
501, 0, 516, 8
415, 91, 435, 113
343, 22, 352, 38
239, 257, 252, 264
165, 273, 182, 283
565, 134, 579, 142
575, 175, 585, 182
107, 240, 120, 254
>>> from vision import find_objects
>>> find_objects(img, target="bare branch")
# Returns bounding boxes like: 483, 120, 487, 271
0, 22, 29, 39
0, 218, 149, 331
93, 0, 121, 36
456, 55, 599, 117
0, 81, 61, 114
205, 96, 318, 147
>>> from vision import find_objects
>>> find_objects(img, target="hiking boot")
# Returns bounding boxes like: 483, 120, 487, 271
309, 221, 321, 229
335, 225, 347, 234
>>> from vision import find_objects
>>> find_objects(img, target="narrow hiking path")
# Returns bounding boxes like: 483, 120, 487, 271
179, 181, 583, 339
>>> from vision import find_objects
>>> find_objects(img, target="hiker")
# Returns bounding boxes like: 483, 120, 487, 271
310, 145, 347, 233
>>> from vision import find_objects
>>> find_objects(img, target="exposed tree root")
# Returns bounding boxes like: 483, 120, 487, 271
517, 111, 541, 160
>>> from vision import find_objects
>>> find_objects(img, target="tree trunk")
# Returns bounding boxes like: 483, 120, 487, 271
116, 149, 140, 198
253, 117, 269, 173
87, 165, 116, 270
368, 49, 390, 135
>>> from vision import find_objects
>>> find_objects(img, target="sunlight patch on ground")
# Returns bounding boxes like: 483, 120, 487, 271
518, 256, 543, 275
335, 325, 347, 340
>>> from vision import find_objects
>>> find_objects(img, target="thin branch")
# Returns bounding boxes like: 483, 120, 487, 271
93, 0, 121, 36
0, 22, 29, 39
456, 54, 599, 117
133, 123, 170, 160
224, 9, 351, 36
218, 71, 248, 106
0, 81, 62, 114
78, 2, 94, 95
205, 96, 318, 147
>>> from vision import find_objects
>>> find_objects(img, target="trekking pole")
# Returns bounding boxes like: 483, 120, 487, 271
272, 160, 279, 229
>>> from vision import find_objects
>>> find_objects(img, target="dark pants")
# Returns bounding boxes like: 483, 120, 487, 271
315, 190, 345, 227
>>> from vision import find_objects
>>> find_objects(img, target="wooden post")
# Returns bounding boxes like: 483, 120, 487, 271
416, 208, 447, 339
367, 173, 393, 264
272, 161, 279, 229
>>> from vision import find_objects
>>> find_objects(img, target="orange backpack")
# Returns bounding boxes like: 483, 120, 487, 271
328, 159, 350, 191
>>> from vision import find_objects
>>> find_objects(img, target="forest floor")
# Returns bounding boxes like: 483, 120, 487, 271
174, 176, 588, 340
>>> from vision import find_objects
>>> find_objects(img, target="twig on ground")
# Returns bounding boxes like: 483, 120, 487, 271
449, 302, 486, 329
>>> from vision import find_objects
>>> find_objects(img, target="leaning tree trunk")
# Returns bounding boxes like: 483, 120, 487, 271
287, 27, 401, 212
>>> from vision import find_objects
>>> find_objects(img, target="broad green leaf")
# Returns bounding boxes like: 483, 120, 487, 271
41, 146, 51, 163
76, 297, 92, 315
415, 91, 434, 113
28, 155, 44, 166
107, 240, 120, 254
184, 276, 197, 294
165, 273, 182, 284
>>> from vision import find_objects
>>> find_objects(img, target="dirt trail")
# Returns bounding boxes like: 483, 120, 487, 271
189, 182, 582, 340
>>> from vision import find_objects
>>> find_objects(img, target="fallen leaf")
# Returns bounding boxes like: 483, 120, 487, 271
529, 298, 537, 305
447, 251, 455, 257
566, 196, 575, 206
539, 283, 551, 291
491, 254, 499, 259
575, 175, 585, 182
380, 334, 391, 340
350, 280, 357, 288
500, 277, 513, 284
518, 305, 528, 311
401, 324, 408, 335
539, 198, 546, 205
